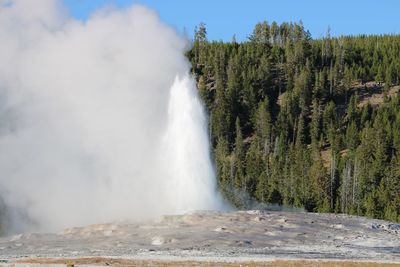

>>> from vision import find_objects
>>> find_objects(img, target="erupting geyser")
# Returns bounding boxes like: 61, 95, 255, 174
161, 76, 220, 213
0, 0, 222, 233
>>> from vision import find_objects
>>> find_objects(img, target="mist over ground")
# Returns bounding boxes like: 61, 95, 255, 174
0, 0, 222, 233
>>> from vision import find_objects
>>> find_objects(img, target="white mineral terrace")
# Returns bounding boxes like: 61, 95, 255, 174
0, 210, 399, 265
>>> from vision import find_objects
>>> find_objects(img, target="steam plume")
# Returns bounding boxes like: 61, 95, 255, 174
0, 0, 222, 233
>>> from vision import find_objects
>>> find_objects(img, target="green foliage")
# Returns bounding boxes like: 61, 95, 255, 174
190, 22, 400, 222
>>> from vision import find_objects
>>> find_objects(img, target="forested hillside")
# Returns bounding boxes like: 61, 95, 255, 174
187, 22, 400, 222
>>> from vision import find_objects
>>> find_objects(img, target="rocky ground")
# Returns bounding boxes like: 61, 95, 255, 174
0, 210, 399, 266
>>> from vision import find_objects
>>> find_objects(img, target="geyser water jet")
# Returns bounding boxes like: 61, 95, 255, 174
0, 0, 222, 233
161, 76, 221, 213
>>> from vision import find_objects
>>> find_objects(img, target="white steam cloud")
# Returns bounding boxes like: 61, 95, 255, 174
0, 0, 223, 233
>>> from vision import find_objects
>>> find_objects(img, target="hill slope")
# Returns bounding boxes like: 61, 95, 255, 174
188, 22, 400, 222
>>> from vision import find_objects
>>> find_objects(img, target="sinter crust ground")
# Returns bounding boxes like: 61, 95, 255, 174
1, 210, 399, 266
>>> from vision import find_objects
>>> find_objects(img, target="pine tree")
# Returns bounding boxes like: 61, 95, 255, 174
211, 74, 229, 142
309, 154, 330, 212
254, 98, 272, 155
215, 136, 230, 193
194, 22, 208, 63
233, 117, 245, 190
245, 140, 263, 198
310, 99, 321, 154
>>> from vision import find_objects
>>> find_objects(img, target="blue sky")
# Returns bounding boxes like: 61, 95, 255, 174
64, 0, 400, 41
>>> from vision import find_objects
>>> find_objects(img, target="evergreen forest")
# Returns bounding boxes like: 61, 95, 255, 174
188, 22, 400, 222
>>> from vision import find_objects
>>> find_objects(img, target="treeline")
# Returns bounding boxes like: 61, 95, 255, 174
187, 22, 400, 222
